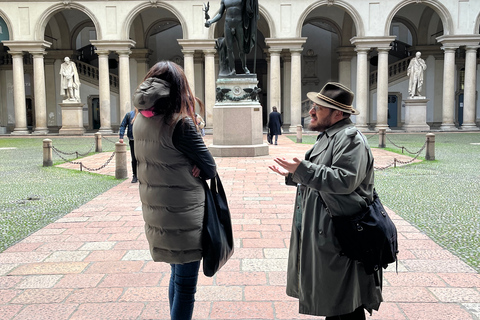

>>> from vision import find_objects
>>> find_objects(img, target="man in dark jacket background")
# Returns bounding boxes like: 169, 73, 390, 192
267, 106, 282, 145
119, 109, 137, 183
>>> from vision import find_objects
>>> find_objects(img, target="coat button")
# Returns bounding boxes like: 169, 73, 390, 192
318, 229, 323, 235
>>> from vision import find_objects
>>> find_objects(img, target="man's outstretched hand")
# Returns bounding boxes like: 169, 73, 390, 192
268, 157, 301, 176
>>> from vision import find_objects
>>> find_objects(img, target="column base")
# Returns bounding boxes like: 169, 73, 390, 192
98, 128, 113, 134
33, 128, 49, 135
289, 125, 302, 133
460, 123, 480, 131
11, 129, 29, 135
209, 144, 269, 157
403, 124, 431, 132
374, 124, 389, 132
439, 123, 457, 131
355, 125, 370, 132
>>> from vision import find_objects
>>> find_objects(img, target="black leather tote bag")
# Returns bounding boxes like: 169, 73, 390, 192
201, 175, 234, 277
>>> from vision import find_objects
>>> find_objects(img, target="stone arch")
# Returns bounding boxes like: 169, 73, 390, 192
70, 20, 96, 49
385, 0, 453, 37
296, 0, 364, 38
35, 3, 101, 41
304, 17, 343, 44
390, 16, 418, 46
0, 9, 13, 40
125, 2, 187, 41
144, 18, 181, 50
475, 11, 480, 34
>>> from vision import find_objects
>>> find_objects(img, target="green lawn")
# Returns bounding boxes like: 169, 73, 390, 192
0, 137, 123, 252
288, 132, 480, 272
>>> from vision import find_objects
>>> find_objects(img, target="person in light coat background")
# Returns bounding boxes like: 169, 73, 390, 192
269, 82, 383, 319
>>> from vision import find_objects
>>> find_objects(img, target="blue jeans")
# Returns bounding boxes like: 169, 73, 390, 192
169, 260, 200, 320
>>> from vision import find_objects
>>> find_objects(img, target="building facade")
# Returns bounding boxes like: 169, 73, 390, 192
0, 0, 479, 134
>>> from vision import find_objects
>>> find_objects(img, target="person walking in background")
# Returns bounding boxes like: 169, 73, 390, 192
267, 106, 282, 145
119, 108, 138, 183
268, 82, 383, 319
133, 61, 217, 320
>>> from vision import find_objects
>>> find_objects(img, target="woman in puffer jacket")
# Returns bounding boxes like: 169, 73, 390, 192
133, 60, 217, 320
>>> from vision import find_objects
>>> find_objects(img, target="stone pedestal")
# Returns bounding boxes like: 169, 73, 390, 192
403, 97, 431, 132
59, 102, 85, 135
209, 75, 268, 157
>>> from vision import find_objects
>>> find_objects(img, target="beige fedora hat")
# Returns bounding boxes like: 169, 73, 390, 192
307, 82, 359, 115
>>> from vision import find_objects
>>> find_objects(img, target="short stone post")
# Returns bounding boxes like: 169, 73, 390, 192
425, 133, 435, 160
296, 125, 303, 143
95, 132, 102, 152
43, 139, 53, 167
115, 142, 128, 179
378, 128, 386, 148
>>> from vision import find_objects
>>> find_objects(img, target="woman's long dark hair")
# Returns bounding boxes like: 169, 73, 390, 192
143, 60, 201, 126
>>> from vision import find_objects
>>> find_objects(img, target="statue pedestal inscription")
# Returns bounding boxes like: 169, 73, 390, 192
403, 97, 430, 132
59, 102, 85, 135
209, 75, 268, 157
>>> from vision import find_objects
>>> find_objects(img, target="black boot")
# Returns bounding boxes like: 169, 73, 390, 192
131, 175, 138, 183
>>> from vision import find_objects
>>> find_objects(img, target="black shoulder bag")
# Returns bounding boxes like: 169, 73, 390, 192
201, 174, 234, 277
329, 190, 398, 277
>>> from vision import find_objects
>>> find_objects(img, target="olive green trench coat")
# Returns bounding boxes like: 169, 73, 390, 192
285, 118, 383, 317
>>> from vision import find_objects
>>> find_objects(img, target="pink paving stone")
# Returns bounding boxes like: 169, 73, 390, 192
83, 250, 127, 262
0, 276, 23, 289
119, 287, 168, 302
383, 272, 447, 287
66, 287, 124, 303
399, 302, 475, 320
273, 301, 322, 319
69, 302, 144, 320
0, 289, 20, 303
62, 227, 101, 234
84, 261, 144, 274
399, 239, 443, 250
428, 287, 480, 303
233, 231, 262, 239
382, 287, 438, 303
245, 285, 293, 301
11, 303, 78, 320
0, 252, 50, 264
113, 240, 147, 250
54, 273, 105, 288
228, 247, 263, 259
3, 243, 43, 253
261, 231, 291, 239
9, 262, 88, 275
0, 304, 23, 320
210, 301, 274, 319
396, 249, 417, 260
215, 271, 267, 286
98, 273, 162, 287
65, 233, 111, 242
141, 261, 171, 273
20, 234, 70, 243
10, 288, 72, 304
410, 249, 459, 260
370, 302, 408, 319
436, 273, 480, 287
242, 238, 285, 248
107, 231, 142, 241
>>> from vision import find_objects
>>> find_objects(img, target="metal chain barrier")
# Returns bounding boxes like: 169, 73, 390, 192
51, 142, 95, 158
366, 132, 378, 140
374, 140, 427, 171
102, 135, 118, 144
52, 145, 116, 172
385, 135, 425, 155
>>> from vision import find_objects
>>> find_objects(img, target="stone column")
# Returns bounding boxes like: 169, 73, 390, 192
96, 49, 112, 133
10, 51, 29, 135
31, 51, 49, 134
337, 47, 355, 89
118, 50, 132, 118
204, 49, 216, 128
355, 47, 370, 131
282, 52, 291, 129
461, 45, 479, 130
183, 50, 195, 97
290, 49, 303, 132
440, 46, 457, 130
375, 47, 390, 131
269, 48, 282, 112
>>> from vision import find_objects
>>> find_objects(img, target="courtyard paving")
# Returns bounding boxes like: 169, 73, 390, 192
0, 135, 479, 319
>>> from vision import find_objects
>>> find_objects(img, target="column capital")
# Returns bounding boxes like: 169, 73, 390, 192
289, 48, 304, 55
203, 49, 217, 56
465, 45, 480, 52
265, 37, 307, 50
268, 48, 282, 55
91, 40, 136, 52
351, 36, 395, 50
377, 46, 391, 53
182, 50, 195, 56
95, 49, 110, 56
117, 50, 132, 56
3, 40, 51, 53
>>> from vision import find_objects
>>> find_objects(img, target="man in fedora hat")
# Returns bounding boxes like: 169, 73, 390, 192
269, 82, 383, 319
